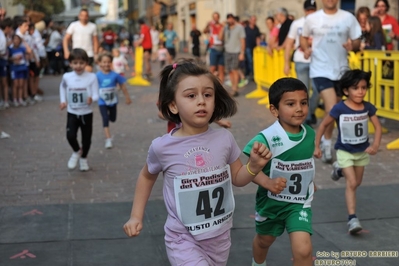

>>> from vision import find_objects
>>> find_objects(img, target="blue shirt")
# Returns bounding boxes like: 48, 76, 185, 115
330, 100, 377, 153
8, 46, 27, 72
96, 71, 126, 106
163, 30, 177, 48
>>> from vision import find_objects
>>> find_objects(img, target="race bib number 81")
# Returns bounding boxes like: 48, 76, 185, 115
67, 89, 88, 109
174, 165, 235, 236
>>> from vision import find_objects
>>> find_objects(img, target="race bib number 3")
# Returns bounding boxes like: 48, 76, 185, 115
268, 158, 315, 203
100, 87, 117, 106
174, 165, 235, 236
67, 89, 88, 109
339, 112, 368, 144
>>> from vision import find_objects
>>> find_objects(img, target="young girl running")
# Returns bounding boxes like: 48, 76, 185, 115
96, 52, 132, 149
60, 48, 99, 171
123, 60, 284, 265
314, 69, 382, 234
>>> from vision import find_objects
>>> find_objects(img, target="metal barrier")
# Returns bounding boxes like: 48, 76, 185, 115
248, 48, 399, 149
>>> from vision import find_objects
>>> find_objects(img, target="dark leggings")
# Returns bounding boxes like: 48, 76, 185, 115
66, 112, 93, 158
99, 105, 117, 127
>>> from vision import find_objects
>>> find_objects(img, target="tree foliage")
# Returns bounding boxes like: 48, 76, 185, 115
13, 0, 65, 16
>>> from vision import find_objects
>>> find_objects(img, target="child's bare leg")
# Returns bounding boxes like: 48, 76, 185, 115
343, 166, 364, 215
289, 231, 312, 266
12, 80, 18, 101
252, 234, 276, 264
104, 127, 111, 139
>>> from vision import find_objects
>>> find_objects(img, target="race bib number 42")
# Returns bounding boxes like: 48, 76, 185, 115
174, 165, 235, 236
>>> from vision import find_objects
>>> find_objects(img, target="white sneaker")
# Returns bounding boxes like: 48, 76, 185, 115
68, 152, 80, 169
26, 97, 35, 106
34, 95, 43, 102
79, 158, 90, 171
4, 102, 10, 109
19, 99, 27, 107
0, 131, 10, 139
13, 99, 19, 107
105, 138, 113, 149
321, 141, 333, 163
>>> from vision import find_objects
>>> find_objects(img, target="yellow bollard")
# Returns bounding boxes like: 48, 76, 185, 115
387, 139, 399, 149
245, 84, 269, 99
257, 96, 269, 106
128, 47, 151, 86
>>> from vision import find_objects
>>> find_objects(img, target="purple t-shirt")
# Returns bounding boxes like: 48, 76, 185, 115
330, 100, 377, 153
147, 127, 241, 241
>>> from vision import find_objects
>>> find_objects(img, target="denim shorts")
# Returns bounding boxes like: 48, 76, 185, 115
209, 48, 225, 66
312, 77, 340, 96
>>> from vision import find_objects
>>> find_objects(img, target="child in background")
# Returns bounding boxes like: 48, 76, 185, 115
362, 16, 386, 50
59, 48, 99, 171
0, 17, 12, 109
260, 33, 267, 47
119, 40, 131, 59
9, 34, 31, 107
124, 60, 285, 266
112, 48, 129, 76
314, 69, 382, 234
97, 52, 132, 149
157, 42, 168, 68
245, 78, 315, 266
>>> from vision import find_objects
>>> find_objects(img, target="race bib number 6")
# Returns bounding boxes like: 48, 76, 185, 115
174, 165, 235, 235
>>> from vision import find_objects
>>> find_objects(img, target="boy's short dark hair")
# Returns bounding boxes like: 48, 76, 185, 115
68, 48, 89, 63
269, 78, 308, 109
0, 17, 13, 30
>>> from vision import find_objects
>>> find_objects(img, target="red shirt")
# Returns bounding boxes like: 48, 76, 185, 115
381, 14, 399, 50
209, 22, 223, 47
140, 24, 152, 49
103, 31, 116, 45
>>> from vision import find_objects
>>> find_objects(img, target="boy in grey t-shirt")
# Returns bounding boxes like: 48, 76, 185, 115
219, 13, 246, 97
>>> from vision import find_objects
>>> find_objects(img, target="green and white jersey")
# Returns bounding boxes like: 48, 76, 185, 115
243, 121, 315, 219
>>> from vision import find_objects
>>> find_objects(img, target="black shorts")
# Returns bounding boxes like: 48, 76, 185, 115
143, 48, 152, 54
29, 62, 40, 77
167, 48, 176, 58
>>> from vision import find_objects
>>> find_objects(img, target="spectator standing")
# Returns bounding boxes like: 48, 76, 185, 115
163, 22, 178, 64
102, 27, 117, 52
0, 17, 12, 109
244, 15, 260, 80
135, 18, 152, 79
372, 0, 399, 50
301, 0, 362, 164
204, 12, 225, 83
356, 6, 371, 41
275, 8, 293, 48
47, 24, 64, 74
63, 8, 99, 72
118, 27, 130, 43
219, 13, 246, 97
284, 0, 317, 125
150, 25, 159, 62
362, 16, 387, 50
189, 24, 201, 60
265, 16, 279, 53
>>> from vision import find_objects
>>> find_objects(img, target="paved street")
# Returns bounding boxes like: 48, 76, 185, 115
1, 58, 399, 265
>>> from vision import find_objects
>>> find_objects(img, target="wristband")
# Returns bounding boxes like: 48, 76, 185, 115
246, 163, 257, 176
